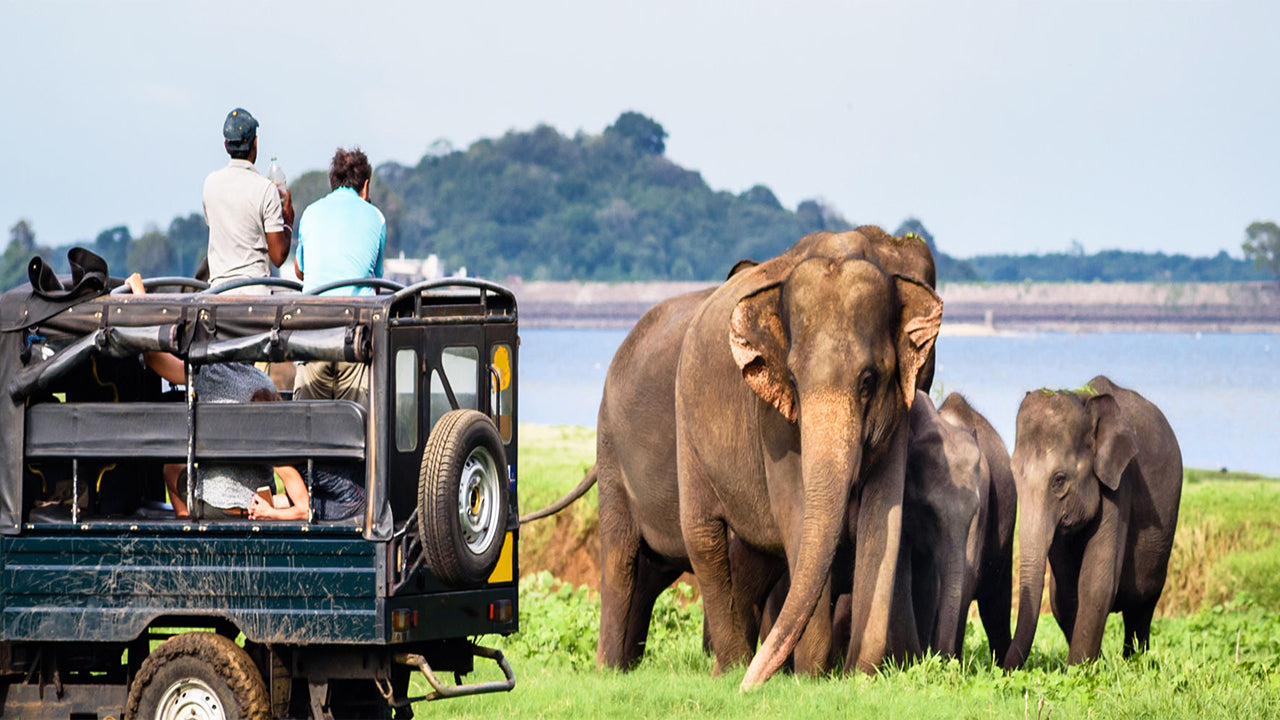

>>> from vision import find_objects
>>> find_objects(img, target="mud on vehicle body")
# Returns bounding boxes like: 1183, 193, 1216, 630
0, 270, 520, 719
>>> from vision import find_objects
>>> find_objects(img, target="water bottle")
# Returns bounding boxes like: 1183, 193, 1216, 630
267, 156, 287, 194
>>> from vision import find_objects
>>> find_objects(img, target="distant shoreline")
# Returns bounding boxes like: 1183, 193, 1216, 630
509, 280, 1280, 333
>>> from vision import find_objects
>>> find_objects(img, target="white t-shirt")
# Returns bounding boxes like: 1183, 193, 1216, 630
202, 158, 283, 293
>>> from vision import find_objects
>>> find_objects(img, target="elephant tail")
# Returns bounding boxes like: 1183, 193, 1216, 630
518, 465, 598, 524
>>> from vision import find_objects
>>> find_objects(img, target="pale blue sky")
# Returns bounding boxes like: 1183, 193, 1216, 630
2, 0, 1277, 259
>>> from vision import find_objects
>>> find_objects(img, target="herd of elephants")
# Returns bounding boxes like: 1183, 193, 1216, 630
523, 227, 1184, 690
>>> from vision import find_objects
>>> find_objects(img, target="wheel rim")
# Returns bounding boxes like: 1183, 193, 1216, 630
457, 445, 500, 555
155, 678, 225, 720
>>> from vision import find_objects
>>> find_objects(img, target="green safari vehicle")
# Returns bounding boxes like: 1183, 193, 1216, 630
0, 257, 520, 719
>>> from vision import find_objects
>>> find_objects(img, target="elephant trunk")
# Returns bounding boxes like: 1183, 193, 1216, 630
932, 530, 970, 657
740, 392, 860, 691
1003, 504, 1052, 669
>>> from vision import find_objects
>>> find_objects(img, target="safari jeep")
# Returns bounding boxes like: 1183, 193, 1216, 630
0, 266, 519, 719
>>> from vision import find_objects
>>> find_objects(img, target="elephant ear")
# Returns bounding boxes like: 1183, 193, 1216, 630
1088, 394, 1137, 491
726, 258, 759, 279
729, 280, 796, 422
893, 275, 943, 410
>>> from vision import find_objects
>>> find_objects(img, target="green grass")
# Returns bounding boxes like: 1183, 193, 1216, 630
411, 425, 1280, 719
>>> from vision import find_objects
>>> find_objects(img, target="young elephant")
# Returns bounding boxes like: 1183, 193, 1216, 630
1003, 376, 1183, 668
789, 392, 1007, 667
902, 391, 990, 659
938, 392, 1017, 662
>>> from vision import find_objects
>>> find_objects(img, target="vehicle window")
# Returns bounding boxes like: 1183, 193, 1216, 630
491, 344, 513, 442
429, 346, 479, 431
395, 348, 418, 452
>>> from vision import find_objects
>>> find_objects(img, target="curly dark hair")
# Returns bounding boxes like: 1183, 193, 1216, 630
329, 147, 372, 192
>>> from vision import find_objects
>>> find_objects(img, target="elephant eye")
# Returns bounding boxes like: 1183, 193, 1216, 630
1050, 472, 1067, 493
858, 370, 877, 400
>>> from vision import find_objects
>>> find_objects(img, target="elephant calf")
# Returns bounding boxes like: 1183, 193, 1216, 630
1003, 375, 1182, 668
937, 392, 1016, 662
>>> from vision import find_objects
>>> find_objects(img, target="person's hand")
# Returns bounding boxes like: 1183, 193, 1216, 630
248, 494, 275, 520
281, 189, 295, 227
126, 273, 146, 295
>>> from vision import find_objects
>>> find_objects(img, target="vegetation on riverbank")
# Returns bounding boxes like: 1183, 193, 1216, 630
411, 425, 1280, 718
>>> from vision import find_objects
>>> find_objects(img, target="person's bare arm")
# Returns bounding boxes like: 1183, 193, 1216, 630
128, 274, 188, 385
266, 189, 295, 268
250, 466, 309, 520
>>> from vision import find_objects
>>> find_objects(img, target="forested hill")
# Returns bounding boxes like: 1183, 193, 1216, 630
290, 111, 854, 282
2, 111, 1272, 288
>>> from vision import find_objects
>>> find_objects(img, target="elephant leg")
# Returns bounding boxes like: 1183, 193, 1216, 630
730, 538, 786, 657
975, 553, 1014, 662
830, 593, 852, 669
622, 550, 683, 662
681, 454, 751, 674
1047, 539, 1082, 647
686, 516, 751, 674
1065, 532, 1121, 664
883, 542, 922, 664
793, 580, 833, 675
846, 429, 908, 673
596, 463, 647, 669
1122, 600, 1156, 657
909, 544, 936, 655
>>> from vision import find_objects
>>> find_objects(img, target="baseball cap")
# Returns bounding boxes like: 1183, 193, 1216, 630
223, 108, 258, 151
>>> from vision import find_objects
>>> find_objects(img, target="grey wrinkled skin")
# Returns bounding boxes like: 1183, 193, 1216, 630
1003, 375, 1182, 669
676, 230, 942, 689
938, 391, 1017, 662
903, 391, 990, 659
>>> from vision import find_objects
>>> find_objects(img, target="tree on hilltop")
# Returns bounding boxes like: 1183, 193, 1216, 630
1243, 221, 1280, 290
606, 111, 667, 155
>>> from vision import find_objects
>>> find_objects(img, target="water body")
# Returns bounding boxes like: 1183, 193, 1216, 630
519, 329, 1279, 477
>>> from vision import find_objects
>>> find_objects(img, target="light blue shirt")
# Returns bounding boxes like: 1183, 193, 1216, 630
296, 187, 387, 296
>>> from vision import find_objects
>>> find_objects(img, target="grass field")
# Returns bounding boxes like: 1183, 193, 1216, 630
414, 425, 1280, 719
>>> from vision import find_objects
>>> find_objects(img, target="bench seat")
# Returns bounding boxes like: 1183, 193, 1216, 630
24, 400, 366, 461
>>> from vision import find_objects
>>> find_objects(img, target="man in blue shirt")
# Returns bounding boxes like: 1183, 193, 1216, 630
293, 147, 386, 402
294, 147, 386, 295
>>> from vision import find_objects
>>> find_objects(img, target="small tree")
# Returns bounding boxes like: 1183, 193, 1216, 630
605, 111, 667, 155
1243, 221, 1280, 290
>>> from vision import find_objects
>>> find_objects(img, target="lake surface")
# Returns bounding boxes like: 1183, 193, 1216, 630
519, 329, 1280, 477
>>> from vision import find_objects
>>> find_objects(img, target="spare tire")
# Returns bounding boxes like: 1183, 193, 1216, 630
418, 409, 510, 588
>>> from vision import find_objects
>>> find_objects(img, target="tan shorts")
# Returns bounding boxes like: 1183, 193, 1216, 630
293, 361, 369, 404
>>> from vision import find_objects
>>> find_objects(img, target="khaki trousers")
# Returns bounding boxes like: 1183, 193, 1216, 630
293, 361, 369, 404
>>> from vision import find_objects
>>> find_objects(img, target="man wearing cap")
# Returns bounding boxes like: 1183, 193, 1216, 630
202, 108, 294, 293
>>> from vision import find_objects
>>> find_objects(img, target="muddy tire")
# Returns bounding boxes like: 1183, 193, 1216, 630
418, 409, 510, 588
126, 632, 269, 720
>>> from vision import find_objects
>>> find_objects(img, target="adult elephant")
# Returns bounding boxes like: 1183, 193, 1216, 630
938, 392, 1017, 661
676, 230, 942, 689
591, 281, 788, 670
1002, 375, 1182, 669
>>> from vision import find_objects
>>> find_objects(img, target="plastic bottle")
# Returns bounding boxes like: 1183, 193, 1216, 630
266, 156, 287, 194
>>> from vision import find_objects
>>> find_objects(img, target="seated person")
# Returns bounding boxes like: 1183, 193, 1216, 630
303, 462, 366, 521
245, 388, 311, 520
128, 274, 310, 519
246, 388, 366, 521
